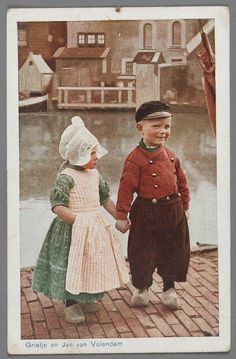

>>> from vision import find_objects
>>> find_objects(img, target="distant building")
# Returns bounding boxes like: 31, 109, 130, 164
19, 52, 53, 97
52, 19, 214, 109
18, 22, 67, 71
18, 19, 214, 110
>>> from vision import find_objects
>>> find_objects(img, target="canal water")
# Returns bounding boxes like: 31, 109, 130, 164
19, 109, 217, 268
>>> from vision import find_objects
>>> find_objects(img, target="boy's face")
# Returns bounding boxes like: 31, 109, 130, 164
137, 116, 172, 147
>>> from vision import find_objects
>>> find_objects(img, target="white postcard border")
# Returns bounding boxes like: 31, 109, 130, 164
7, 6, 230, 354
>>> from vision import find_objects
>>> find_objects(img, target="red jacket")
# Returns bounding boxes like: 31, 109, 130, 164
116, 145, 190, 219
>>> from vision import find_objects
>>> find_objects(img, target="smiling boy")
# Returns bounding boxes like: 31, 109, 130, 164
116, 101, 190, 309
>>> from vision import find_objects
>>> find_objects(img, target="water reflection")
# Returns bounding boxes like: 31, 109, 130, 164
20, 109, 217, 267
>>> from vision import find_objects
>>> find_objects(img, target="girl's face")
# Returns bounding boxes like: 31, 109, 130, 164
137, 116, 172, 147
81, 150, 98, 169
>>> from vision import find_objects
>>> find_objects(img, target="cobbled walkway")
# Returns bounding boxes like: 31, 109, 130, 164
21, 251, 218, 339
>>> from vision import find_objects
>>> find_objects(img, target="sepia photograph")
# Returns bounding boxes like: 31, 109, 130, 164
7, 6, 230, 354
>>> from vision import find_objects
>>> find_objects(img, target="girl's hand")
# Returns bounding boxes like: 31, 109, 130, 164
115, 219, 131, 233
185, 210, 189, 220
53, 205, 76, 225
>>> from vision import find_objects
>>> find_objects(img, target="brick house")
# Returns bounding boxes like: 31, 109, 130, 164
18, 22, 67, 71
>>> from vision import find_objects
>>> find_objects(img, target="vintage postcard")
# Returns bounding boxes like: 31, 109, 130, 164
7, 6, 230, 354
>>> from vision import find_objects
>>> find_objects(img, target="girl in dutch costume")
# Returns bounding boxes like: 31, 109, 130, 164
32, 117, 130, 324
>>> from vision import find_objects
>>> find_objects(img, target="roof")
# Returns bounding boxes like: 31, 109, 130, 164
53, 47, 65, 58
31, 54, 53, 74
186, 19, 215, 55
132, 51, 165, 64
53, 47, 111, 59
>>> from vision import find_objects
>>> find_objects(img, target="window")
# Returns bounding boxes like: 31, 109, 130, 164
125, 62, 133, 76
78, 34, 86, 46
18, 29, 27, 46
171, 59, 183, 63
121, 58, 135, 76
172, 21, 181, 46
167, 20, 186, 51
143, 23, 152, 49
78, 33, 105, 47
97, 33, 105, 46
88, 34, 96, 45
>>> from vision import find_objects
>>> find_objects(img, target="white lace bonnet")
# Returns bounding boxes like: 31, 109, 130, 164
59, 116, 108, 166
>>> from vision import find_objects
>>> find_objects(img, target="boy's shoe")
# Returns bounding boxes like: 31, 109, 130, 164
131, 288, 149, 307
64, 303, 85, 324
80, 301, 101, 313
161, 288, 180, 310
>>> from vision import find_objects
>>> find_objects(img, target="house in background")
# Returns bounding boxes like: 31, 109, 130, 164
132, 50, 166, 107
51, 18, 213, 109
17, 19, 214, 110
52, 45, 115, 107
19, 52, 53, 97
18, 22, 67, 71
18, 52, 54, 112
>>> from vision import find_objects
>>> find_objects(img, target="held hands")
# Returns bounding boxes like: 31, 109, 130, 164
115, 219, 131, 234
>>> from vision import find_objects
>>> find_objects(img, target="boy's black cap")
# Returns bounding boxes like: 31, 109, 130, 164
135, 101, 172, 123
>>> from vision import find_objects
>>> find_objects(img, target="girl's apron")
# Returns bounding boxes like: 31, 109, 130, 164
61, 168, 130, 295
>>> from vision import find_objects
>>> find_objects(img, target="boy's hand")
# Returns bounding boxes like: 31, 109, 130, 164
185, 210, 189, 220
115, 219, 131, 233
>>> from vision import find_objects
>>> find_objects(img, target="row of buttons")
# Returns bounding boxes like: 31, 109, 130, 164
148, 157, 175, 165
148, 156, 176, 204
152, 171, 158, 189
152, 192, 181, 204
152, 196, 171, 204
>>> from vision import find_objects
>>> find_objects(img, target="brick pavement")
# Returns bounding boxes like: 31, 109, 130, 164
21, 251, 218, 339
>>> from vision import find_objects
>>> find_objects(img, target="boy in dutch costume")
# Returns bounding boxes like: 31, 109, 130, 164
116, 101, 190, 310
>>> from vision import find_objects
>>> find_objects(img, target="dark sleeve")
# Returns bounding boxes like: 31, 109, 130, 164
176, 158, 190, 210
99, 174, 111, 204
50, 174, 75, 211
116, 159, 140, 219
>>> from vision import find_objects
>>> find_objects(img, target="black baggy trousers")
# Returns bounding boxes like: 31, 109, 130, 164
128, 195, 190, 289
